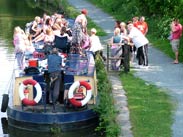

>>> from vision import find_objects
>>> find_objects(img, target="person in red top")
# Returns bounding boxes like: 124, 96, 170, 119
170, 18, 182, 64
132, 16, 140, 28
138, 16, 148, 35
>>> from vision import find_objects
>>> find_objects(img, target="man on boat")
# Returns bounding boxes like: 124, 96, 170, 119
47, 48, 62, 112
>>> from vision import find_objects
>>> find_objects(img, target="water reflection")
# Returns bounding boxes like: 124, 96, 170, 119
0, 1, 43, 131
1, 117, 99, 137
0, 0, 41, 96
1, 117, 8, 135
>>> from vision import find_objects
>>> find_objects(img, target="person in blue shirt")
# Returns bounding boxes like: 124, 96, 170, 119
47, 48, 62, 112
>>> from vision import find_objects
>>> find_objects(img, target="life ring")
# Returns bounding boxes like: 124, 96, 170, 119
68, 81, 92, 107
19, 79, 42, 106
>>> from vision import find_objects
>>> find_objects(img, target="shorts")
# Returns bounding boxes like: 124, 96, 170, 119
171, 39, 180, 52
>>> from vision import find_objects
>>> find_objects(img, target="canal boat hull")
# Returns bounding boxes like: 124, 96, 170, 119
7, 105, 98, 132
4, 51, 99, 132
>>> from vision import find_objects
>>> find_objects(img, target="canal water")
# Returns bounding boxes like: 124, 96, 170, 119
0, 0, 101, 136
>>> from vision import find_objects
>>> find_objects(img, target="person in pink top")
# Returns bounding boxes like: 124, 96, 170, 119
13, 26, 27, 69
170, 18, 182, 64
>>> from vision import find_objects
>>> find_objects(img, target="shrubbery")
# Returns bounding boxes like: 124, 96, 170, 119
94, 54, 120, 137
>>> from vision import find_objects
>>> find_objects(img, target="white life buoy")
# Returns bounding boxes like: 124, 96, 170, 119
68, 81, 92, 107
19, 79, 42, 106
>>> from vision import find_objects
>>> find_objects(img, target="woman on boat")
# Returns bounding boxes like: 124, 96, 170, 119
70, 18, 85, 54
75, 9, 88, 32
29, 16, 42, 38
70, 9, 88, 55
43, 17, 53, 34
52, 18, 63, 36
60, 26, 72, 42
13, 26, 27, 69
32, 17, 54, 42
24, 34, 35, 58
32, 27, 55, 46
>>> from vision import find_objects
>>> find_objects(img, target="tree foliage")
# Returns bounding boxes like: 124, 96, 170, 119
90, 0, 183, 38
91, 0, 183, 17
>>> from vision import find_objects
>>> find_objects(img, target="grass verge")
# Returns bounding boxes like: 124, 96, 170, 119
120, 71, 174, 137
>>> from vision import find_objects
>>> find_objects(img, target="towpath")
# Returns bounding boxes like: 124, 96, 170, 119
67, 0, 183, 137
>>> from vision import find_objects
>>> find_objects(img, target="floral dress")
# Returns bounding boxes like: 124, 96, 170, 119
70, 22, 84, 54
111, 35, 122, 70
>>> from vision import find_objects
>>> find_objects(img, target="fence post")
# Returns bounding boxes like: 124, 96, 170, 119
123, 44, 130, 73
107, 44, 109, 71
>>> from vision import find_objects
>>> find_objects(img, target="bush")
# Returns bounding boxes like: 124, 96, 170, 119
94, 54, 120, 137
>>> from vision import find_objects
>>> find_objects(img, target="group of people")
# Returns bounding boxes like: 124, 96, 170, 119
109, 16, 183, 71
69, 9, 105, 59
13, 9, 106, 111
13, 9, 105, 69
109, 16, 149, 70
13, 7, 183, 111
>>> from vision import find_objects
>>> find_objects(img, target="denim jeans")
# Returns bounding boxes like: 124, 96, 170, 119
15, 52, 24, 69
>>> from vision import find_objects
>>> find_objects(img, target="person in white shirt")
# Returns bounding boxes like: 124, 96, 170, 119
89, 28, 106, 61
127, 23, 149, 67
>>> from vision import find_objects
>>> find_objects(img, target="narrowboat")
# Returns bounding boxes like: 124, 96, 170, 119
1, 49, 99, 132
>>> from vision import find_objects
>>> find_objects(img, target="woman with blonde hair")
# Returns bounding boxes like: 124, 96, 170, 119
13, 26, 27, 69
30, 16, 42, 37
120, 22, 127, 36
33, 27, 55, 44
110, 27, 123, 70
